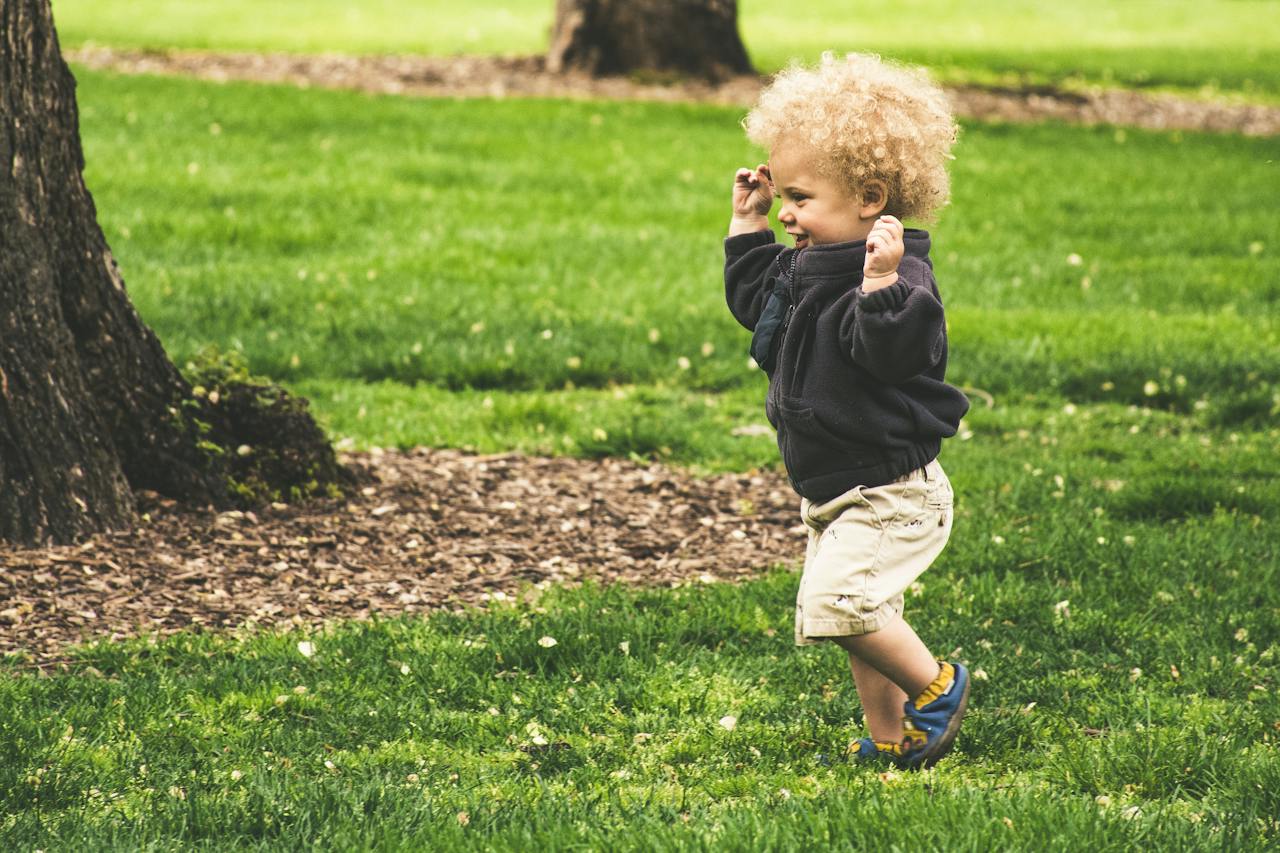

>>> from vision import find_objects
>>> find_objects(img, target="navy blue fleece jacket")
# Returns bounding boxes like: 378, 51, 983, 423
725, 228, 969, 501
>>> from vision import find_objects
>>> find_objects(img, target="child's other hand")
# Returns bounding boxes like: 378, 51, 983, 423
732, 164, 774, 217
863, 215, 905, 290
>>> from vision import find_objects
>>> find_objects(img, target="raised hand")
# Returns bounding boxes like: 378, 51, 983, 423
863, 215, 905, 289
732, 163, 774, 218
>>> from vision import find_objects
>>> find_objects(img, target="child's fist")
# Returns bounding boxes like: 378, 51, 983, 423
863, 215, 905, 289
732, 164, 774, 217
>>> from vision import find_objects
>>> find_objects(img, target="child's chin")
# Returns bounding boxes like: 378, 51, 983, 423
795, 237, 809, 249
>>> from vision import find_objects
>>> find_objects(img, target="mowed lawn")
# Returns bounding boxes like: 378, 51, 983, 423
74, 70, 1278, 468
54, 0, 1280, 99
0, 68, 1275, 848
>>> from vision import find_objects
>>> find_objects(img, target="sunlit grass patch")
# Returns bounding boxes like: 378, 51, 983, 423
54, 0, 1280, 99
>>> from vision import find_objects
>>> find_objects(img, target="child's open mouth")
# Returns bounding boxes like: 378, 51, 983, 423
792, 234, 809, 249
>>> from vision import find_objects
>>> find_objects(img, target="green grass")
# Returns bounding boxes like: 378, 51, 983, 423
77, 69, 1279, 469
54, 0, 1280, 99
2, 67, 1276, 847
3, 389, 1279, 847
2, 477, 1277, 847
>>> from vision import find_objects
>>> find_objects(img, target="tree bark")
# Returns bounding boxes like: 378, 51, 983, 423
547, 0, 754, 81
0, 0, 350, 545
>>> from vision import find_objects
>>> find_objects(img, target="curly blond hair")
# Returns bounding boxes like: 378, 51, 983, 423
744, 53, 957, 222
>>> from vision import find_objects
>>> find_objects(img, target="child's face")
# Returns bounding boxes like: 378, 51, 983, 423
768, 142, 875, 250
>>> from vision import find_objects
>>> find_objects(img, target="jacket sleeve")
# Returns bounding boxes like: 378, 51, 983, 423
724, 230, 785, 331
838, 256, 947, 384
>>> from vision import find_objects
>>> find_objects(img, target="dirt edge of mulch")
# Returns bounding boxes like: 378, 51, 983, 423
1, 448, 804, 667
67, 47, 1280, 137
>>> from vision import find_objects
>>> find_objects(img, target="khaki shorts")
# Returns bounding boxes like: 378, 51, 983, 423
794, 459, 954, 644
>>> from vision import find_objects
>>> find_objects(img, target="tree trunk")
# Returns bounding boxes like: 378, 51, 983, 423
547, 0, 754, 81
0, 0, 351, 545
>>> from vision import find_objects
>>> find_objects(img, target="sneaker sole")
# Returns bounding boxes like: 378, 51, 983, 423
916, 675, 970, 769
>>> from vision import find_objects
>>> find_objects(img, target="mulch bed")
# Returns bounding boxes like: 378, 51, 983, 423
67, 47, 1280, 136
0, 449, 802, 665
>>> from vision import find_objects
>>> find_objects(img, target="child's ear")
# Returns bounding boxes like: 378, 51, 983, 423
858, 180, 889, 219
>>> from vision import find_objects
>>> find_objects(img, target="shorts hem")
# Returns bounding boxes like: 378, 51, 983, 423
793, 602, 900, 645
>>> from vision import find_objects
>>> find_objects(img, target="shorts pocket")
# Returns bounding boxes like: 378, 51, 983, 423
923, 469, 954, 511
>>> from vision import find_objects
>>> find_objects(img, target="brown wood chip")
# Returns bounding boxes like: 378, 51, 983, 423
1, 449, 800, 663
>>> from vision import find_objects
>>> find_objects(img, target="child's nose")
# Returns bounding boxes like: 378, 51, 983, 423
778, 203, 795, 223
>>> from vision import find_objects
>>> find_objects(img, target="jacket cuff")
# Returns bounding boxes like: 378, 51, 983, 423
857, 278, 910, 312
725, 229, 777, 254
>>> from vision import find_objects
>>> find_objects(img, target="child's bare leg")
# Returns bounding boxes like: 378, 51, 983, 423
847, 653, 908, 742
833, 615, 941, 735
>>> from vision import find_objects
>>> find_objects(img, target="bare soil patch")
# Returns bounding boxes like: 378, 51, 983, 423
68, 47, 1280, 136
0, 449, 800, 665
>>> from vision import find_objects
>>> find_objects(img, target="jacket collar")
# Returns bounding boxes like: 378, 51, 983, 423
795, 229, 932, 281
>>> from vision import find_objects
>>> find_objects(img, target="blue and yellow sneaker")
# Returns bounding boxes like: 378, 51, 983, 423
850, 737, 907, 768
898, 661, 970, 769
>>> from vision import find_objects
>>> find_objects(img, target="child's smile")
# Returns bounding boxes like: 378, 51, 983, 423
768, 143, 876, 249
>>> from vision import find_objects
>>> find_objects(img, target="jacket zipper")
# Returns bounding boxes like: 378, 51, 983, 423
771, 250, 803, 493
774, 249, 800, 365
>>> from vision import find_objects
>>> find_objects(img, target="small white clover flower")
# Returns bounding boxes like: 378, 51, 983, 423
537, 636, 558, 648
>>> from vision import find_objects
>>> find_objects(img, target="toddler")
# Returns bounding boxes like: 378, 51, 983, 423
724, 53, 971, 769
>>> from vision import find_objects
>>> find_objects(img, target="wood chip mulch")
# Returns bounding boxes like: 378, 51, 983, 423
67, 47, 1280, 137
0, 449, 802, 665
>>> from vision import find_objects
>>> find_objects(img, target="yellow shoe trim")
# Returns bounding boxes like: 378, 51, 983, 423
849, 739, 908, 758
876, 740, 906, 757
900, 725, 928, 750
912, 661, 955, 710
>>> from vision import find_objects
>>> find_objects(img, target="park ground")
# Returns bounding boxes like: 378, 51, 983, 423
2, 2, 1278, 849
